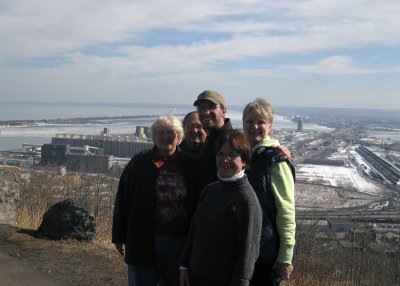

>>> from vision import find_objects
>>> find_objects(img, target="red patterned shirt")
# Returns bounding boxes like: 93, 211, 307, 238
154, 154, 189, 236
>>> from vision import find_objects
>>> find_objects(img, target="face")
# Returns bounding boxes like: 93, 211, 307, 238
196, 100, 226, 129
155, 125, 180, 155
183, 113, 207, 148
216, 142, 246, 178
243, 111, 272, 147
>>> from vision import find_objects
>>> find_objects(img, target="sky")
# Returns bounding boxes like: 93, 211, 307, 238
0, 0, 400, 110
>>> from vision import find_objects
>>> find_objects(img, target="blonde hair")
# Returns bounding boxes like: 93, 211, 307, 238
242, 97, 274, 124
151, 114, 184, 143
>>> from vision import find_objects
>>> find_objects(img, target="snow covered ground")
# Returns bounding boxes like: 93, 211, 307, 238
295, 165, 385, 209
295, 146, 387, 209
297, 164, 383, 195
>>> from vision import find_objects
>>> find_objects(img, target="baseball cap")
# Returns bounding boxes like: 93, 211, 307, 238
193, 90, 226, 107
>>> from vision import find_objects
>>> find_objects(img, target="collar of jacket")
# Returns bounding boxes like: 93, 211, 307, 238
206, 117, 232, 136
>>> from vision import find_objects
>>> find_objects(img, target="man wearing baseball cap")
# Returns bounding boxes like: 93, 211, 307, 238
193, 89, 233, 191
193, 89, 292, 192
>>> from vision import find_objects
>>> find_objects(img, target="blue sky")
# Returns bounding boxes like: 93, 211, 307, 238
0, 0, 399, 110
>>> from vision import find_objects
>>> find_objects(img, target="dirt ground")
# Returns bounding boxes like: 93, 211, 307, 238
0, 223, 128, 286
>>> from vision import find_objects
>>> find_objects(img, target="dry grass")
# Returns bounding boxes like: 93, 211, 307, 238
17, 170, 118, 248
93, 210, 114, 249
16, 169, 400, 285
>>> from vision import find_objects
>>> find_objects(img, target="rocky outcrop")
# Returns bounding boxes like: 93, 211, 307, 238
37, 198, 96, 241
0, 166, 21, 224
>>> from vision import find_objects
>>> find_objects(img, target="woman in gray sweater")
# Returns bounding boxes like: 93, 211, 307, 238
180, 129, 262, 286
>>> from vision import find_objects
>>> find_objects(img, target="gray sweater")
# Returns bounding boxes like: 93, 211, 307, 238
181, 175, 262, 286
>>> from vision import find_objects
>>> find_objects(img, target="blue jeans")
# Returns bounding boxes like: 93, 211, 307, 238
128, 235, 186, 286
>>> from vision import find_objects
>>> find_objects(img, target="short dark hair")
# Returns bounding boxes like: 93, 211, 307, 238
182, 111, 198, 127
214, 129, 251, 164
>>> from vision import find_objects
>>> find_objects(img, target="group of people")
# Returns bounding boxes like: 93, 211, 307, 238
112, 90, 296, 286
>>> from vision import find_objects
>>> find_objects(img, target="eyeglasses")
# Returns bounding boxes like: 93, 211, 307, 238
216, 151, 241, 159
196, 104, 218, 111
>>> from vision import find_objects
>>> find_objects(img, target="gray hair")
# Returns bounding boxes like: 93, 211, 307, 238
151, 114, 184, 144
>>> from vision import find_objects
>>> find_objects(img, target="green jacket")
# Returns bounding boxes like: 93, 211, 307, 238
250, 137, 295, 263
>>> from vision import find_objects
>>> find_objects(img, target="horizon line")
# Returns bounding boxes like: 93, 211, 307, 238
0, 100, 399, 112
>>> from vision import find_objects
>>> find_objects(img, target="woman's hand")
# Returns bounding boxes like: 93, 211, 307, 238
180, 269, 190, 286
272, 144, 292, 160
114, 243, 124, 257
274, 262, 293, 280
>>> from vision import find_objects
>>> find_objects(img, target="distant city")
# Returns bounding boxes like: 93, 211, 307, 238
1, 107, 398, 186
0, 106, 399, 257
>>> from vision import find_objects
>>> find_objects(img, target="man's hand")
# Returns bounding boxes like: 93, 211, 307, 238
114, 243, 125, 257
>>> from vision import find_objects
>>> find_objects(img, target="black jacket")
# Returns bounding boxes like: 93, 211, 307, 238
246, 146, 295, 264
112, 147, 198, 265
179, 140, 201, 157
197, 118, 232, 191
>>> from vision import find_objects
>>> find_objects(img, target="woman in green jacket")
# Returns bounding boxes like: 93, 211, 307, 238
243, 98, 296, 286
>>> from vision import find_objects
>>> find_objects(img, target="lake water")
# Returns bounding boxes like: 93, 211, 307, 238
0, 101, 346, 150
1, 116, 330, 151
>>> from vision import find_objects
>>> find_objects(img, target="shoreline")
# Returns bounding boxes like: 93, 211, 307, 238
0, 114, 188, 127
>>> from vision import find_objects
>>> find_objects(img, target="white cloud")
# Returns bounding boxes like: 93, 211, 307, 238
237, 68, 284, 78
0, 0, 400, 109
285, 56, 380, 75
1, 0, 400, 62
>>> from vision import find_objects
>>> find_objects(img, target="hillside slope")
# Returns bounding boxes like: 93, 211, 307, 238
0, 224, 127, 285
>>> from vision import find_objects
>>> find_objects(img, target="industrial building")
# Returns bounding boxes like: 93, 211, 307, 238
102, 140, 152, 158
41, 144, 69, 166
41, 127, 153, 173
66, 153, 113, 173
135, 126, 150, 138
51, 127, 152, 158
297, 117, 304, 132
41, 143, 112, 173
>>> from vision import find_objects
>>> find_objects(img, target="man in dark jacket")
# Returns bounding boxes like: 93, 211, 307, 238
193, 90, 232, 191
194, 89, 292, 193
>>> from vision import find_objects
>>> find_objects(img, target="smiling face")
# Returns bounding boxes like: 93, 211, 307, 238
243, 111, 272, 147
216, 142, 246, 178
196, 100, 226, 129
183, 112, 207, 149
155, 125, 180, 156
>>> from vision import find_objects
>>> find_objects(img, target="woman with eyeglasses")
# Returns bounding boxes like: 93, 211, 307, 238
243, 98, 296, 286
180, 129, 262, 286
112, 114, 198, 286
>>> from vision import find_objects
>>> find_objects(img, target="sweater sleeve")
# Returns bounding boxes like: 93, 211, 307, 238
180, 186, 209, 268
231, 193, 262, 286
270, 161, 296, 263
112, 158, 136, 243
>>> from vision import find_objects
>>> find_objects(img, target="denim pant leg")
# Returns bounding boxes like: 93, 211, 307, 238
128, 264, 158, 286
155, 235, 187, 286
